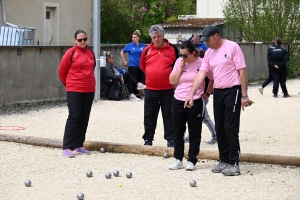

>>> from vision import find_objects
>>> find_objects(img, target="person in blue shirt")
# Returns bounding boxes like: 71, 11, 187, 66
192, 34, 208, 51
120, 30, 146, 96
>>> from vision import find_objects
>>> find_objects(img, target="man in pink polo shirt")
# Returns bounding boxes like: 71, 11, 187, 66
185, 26, 251, 176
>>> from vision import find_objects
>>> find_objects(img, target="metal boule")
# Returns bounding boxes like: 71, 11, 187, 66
105, 172, 112, 179
126, 172, 132, 178
113, 170, 119, 177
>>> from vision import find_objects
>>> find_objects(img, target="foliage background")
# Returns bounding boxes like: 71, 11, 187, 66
100, 0, 196, 44
223, 0, 300, 76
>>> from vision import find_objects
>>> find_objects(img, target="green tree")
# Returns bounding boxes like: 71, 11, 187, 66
101, 0, 195, 44
223, 0, 300, 74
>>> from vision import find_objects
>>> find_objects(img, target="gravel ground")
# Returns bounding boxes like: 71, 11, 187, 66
0, 78, 300, 200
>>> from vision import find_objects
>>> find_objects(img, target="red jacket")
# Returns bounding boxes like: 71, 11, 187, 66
140, 39, 177, 90
58, 45, 96, 92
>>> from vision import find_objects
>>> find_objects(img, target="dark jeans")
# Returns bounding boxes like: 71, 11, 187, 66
262, 66, 273, 88
172, 98, 204, 165
143, 89, 174, 141
213, 85, 241, 165
128, 67, 145, 94
63, 92, 94, 150
272, 68, 288, 95
122, 72, 133, 94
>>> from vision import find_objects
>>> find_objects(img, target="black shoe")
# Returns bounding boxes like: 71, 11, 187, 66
144, 140, 152, 146
283, 94, 290, 98
273, 94, 278, 98
135, 94, 142, 99
167, 140, 174, 147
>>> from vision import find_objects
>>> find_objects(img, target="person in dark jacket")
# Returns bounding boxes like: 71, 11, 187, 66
258, 42, 276, 95
269, 38, 290, 98
105, 52, 141, 101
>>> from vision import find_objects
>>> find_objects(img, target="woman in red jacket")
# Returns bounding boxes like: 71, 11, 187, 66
58, 30, 96, 158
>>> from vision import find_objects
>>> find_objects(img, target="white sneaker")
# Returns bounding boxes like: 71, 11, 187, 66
137, 82, 146, 90
169, 159, 184, 170
129, 94, 141, 101
258, 87, 263, 95
186, 161, 196, 171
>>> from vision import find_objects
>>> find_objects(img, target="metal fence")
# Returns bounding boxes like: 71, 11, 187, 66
0, 24, 35, 45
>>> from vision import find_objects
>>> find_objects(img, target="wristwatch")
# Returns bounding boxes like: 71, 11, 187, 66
242, 94, 248, 99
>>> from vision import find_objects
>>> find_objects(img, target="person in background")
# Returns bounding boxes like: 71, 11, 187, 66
258, 41, 276, 95
120, 30, 146, 97
192, 33, 208, 51
185, 26, 251, 176
169, 40, 205, 171
140, 24, 179, 147
58, 29, 95, 158
269, 38, 290, 98
105, 52, 141, 101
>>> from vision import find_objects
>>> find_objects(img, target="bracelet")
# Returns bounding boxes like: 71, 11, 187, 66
242, 94, 248, 99
205, 92, 210, 97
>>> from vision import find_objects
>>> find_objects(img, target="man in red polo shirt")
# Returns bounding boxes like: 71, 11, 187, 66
140, 24, 179, 147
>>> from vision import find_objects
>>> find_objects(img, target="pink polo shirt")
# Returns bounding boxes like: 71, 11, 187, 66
171, 57, 205, 101
201, 40, 246, 89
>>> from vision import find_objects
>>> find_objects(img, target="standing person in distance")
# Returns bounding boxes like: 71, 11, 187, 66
185, 26, 252, 176
258, 41, 276, 95
120, 30, 146, 97
140, 24, 179, 147
269, 38, 290, 98
169, 40, 205, 171
58, 30, 95, 158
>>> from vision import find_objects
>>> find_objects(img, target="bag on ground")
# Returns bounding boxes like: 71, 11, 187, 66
108, 81, 123, 100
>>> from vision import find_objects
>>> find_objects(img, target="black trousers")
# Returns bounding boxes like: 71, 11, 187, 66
272, 68, 288, 95
122, 72, 133, 94
128, 67, 145, 94
262, 66, 273, 88
143, 89, 174, 141
172, 98, 204, 165
63, 92, 94, 150
213, 85, 241, 165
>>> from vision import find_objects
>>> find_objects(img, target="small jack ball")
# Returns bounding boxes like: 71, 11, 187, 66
86, 170, 93, 177
24, 180, 31, 187
113, 170, 119, 177
77, 192, 84, 200
126, 172, 132, 178
105, 172, 112, 179
100, 147, 106, 153
163, 152, 169, 158
190, 180, 197, 187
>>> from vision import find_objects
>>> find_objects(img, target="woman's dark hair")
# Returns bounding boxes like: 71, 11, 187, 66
276, 37, 282, 46
180, 40, 199, 56
74, 30, 87, 39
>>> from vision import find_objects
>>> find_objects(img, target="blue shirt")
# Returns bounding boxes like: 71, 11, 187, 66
195, 42, 208, 51
122, 42, 146, 67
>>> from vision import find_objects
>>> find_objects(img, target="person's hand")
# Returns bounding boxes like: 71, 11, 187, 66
180, 60, 186, 71
120, 78, 124, 84
123, 61, 128, 66
241, 97, 254, 111
274, 65, 279, 69
202, 93, 209, 100
184, 94, 194, 108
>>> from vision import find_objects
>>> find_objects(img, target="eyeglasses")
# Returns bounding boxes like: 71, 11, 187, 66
77, 38, 87, 42
178, 53, 190, 58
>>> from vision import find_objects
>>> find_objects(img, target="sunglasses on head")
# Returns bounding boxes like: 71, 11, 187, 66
178, 53, 190, 58
77, 38, 87, 42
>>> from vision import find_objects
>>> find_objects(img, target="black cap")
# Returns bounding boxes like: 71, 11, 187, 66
200, 26, 219, 42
